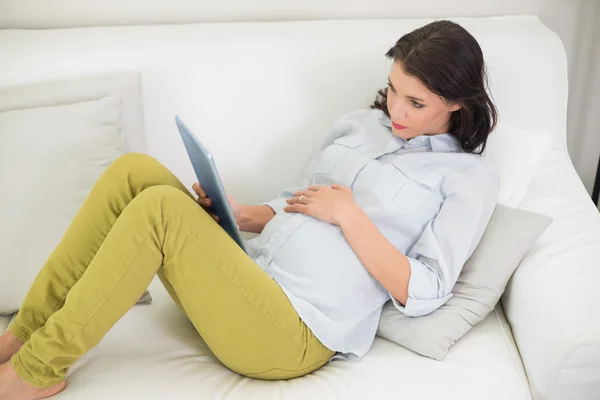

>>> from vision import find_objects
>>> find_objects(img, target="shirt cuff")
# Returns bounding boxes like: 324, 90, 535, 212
261, 197, 288, 215
389, 293, 451, 317
388, 257, 452, 317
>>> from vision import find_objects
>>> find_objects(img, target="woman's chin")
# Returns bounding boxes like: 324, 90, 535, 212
391, 128, 411, 140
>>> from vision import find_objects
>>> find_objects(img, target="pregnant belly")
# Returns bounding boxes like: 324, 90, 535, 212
266, 218, 387, 319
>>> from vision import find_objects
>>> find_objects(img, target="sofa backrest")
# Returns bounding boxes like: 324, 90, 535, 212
0, 16, 567, 205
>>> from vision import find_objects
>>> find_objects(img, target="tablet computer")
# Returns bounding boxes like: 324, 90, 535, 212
175, 115, 247, 253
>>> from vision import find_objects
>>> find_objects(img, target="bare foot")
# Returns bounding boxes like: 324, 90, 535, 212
0, 333, 24, 365
0, 361, 66, 400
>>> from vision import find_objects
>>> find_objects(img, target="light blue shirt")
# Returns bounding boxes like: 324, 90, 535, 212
244, 108, 500, 362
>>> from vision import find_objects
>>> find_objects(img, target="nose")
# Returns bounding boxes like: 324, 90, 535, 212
390, 101, 408, 120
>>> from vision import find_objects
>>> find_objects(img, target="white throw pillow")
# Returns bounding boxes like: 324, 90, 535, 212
482, 123, 554, 208
0, 72, 150, 315
0, 71, 146, 154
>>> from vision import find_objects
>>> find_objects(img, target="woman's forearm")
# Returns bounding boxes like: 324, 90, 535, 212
338, 206, 410, 306
238, 205, 275, 234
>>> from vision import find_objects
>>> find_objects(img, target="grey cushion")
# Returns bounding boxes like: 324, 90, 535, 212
376, 203, 552, 360
137, 290, 153, 305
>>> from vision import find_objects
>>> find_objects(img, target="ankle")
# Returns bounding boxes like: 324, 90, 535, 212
2, 330, 25, 348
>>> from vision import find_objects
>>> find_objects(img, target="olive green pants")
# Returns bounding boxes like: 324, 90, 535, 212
7, 153, 334, 388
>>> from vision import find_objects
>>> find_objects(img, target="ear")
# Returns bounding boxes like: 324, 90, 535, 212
447, 102, 462, 112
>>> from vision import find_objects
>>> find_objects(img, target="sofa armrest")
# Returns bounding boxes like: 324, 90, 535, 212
501, 149, 600, 400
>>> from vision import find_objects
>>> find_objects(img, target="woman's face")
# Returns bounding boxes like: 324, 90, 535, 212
386, 61, 460, 140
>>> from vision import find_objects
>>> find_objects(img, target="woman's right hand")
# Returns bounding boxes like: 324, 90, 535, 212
192, 182, 242, 224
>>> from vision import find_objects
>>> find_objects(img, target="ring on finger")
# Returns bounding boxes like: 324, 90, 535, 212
299, 195, 305, 203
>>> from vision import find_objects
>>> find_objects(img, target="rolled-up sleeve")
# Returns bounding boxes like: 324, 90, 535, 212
390, 163, 501, 317
263, 189, 302, 215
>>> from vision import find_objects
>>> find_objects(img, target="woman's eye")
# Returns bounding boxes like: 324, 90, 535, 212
411, 100, 424, 109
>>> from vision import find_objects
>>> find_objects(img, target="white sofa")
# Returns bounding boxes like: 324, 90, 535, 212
1, 15, 599, 400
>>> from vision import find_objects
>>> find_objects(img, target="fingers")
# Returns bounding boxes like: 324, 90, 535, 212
192, 183, 216, 218
192, 182, 206, 198
192, 183, 212, 207
294, 183, 344, 197
330, 183, 348, 190
192, 183, 220, 223
286, 196, 311, 205
196, 196, 212, 207
208, 212, 220, 223
294, 187, 319, 196
305, 184, 340, 192
283, 204, 307, 213
292, 190, 314, 198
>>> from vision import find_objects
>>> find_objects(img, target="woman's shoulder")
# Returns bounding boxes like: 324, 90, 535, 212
320, 108, 389, 146
331, 108, 388, 128
436, 153, 500, 196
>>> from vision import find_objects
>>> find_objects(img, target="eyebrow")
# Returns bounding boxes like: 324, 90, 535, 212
387, 77, 425, 103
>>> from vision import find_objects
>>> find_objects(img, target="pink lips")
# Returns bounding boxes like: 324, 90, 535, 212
392, 122, 406, 130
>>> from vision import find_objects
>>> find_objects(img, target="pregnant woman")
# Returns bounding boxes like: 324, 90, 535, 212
0, 19, 499, 399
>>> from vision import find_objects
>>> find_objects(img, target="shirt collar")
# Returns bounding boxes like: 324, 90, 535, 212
377, 111, 462, 153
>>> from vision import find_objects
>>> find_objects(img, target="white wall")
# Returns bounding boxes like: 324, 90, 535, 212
558, 1, 600, 205
0, 0, 567, 29
0, 0, 598, 204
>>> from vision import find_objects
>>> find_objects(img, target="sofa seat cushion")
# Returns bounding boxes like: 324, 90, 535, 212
33, 275, 533, 399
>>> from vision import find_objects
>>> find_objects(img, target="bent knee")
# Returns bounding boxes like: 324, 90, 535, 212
134, 185, 204, 221
112, 152, 157, 169
138, 184, 185, 200
109, 153, 170, 185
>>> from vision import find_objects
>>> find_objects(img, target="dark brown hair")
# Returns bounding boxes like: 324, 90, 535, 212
370, 20, 497, 154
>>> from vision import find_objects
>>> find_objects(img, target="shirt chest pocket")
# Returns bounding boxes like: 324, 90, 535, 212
313, 135, 365, 177
374, 157, 445, 215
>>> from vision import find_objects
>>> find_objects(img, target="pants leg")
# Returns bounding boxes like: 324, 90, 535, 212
9, 156, 335, 388
7, 153, 190, 345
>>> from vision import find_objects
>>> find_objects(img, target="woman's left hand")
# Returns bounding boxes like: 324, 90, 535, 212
283, 184, 360, 226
